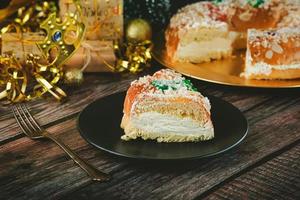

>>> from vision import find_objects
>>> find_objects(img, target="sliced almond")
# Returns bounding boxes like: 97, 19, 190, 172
261, 40, 268, 48
265, 50, 273, 59
271, 42, 283, 54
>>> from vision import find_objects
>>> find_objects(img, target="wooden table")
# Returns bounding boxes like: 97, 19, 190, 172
1, 65, 299, 200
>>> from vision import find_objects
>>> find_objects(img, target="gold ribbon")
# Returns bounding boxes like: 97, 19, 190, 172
0, 55, 27, 103
113, 40, 153, 73
0, 1, 85, 103
0, 53, 66, 104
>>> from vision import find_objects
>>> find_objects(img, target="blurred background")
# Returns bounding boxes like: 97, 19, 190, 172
124, 0, 201, 30
0, 0, 202, 31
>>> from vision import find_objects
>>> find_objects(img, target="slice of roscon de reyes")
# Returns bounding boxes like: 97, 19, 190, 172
120, 69, 214, 142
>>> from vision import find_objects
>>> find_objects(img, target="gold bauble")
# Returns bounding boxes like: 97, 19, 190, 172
125, 19, 152, 42
64, 68, 83, 85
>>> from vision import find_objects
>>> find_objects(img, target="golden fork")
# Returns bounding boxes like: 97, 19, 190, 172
12, 104, 110, 182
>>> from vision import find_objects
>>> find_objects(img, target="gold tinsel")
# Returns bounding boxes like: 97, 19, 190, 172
0, 1, 153, 103
113, 40, 152, 73
112, 18, 153, 73
0, 1, 85, 103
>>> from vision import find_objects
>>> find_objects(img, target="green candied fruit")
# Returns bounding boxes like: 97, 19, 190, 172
213, 0, 223, 5
151, 80, 169, 91
151, 79, 198, 92
182, 79, 198, 91
247, 0, 265, 8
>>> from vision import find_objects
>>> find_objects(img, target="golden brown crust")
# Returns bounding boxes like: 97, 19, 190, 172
245, 68, 300, 80
121, 127, 214, 142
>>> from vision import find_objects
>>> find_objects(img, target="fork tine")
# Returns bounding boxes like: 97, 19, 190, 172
17, 104, 40, 135
12, 105, 32, 136
21, 104, 43, 132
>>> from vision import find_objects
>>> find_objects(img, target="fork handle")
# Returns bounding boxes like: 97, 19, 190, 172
44, 132, 111, 182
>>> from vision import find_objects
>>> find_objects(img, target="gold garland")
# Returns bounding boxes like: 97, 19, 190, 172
0, 0, 153, 103
0, 53, 66, 104
0, 2, 85, 103
0, 54, 27, 103
0, 1, 57, 36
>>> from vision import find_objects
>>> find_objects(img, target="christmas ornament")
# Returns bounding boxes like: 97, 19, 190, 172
124, 0, 171, 30
125, 18, 152, 42
64, 68, 84, 85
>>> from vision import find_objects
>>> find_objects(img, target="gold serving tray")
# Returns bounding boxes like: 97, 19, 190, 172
152, 37, 300, 88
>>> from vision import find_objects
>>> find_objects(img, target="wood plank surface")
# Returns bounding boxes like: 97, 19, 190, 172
203, 144, 300, 200
1, 88, 299, 200
0, 73, 140, 144
0, 69, 280, 144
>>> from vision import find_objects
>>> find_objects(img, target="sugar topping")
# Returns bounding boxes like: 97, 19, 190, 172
130, 69, 211, 110
132, 69, 198, 95
169, 1, 228, 31
168, 0, 299, 32
248, 27, 300, 48
276, 2, 300, 28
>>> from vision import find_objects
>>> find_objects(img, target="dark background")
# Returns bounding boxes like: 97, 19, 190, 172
124, 0, 203, 30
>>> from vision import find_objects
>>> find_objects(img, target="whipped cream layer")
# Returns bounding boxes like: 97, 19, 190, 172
131, 112, 214, 137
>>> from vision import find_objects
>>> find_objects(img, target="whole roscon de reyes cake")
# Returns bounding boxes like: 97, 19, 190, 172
121, 69, 214, 142
165, 0, 300, 79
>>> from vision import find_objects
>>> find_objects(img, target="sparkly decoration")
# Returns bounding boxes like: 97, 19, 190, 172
247, 0, 265, 8
0, 53, 67, 103
64, 68, 84, 85
125, 19, 152, 42
113, 40, 152, 73
108, 18, 153, 73
0, 1, 58, 34
0, 1, 85, 103
37, 13, 85, 67
52, 31, 62, 42
0, 54, 27, 103
151, 79, 198, 92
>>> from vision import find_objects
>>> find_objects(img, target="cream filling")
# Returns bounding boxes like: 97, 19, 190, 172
244, 50, 300, 77
131, 112, 214, 137
175, 37, 233, 61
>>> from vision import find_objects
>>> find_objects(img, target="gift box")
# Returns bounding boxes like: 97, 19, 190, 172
64, 40, 116, 72
1, 32, 45, 63
59, 0, 123, 41
1, 32, 116, 72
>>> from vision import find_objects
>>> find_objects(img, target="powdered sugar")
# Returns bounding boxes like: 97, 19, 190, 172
130, 69, 212, 113
169, 1, 228, 32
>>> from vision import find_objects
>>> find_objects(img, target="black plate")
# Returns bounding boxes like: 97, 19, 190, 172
77, 92, 248, 160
